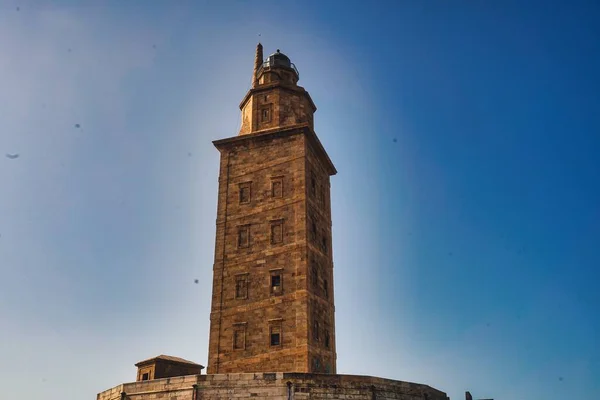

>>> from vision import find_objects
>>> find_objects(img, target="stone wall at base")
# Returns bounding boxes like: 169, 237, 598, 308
97, 372, 450, 400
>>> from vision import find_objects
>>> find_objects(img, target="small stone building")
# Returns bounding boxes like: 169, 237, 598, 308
135, 355, 204, 382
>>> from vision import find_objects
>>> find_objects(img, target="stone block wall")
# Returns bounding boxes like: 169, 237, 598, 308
239, 83, 315, 136
97, 373, 450, 400
304, 134, 335, 374
209, 128, 311, 374
208, 127, 337, 374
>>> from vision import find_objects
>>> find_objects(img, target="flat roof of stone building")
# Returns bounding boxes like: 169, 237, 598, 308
134, 355, 204, 367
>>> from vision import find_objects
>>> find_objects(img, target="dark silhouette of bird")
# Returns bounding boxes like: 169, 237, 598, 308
194, 279, 199, 284
6, 154, 19, 159
74, 124, 81, 128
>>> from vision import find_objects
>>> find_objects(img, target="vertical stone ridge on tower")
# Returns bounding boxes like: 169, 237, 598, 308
207, 46, 337, 374
252, 42, 263, 88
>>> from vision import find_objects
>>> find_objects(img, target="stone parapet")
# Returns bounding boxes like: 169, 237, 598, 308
98, 373, 449, 400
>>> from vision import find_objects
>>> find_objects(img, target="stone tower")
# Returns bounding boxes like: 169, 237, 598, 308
97, 44, 452, 400
207, 44, 337, 374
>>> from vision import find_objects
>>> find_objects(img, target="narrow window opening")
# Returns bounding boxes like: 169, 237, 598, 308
312, 357, 321, 372
271, 177, 283, 198
238, 226, 250, 248
235, 274, 248, 299
325, 330, 330, 349
270, 332, 280, 346
271, 220, 283, 244
270, 326, 281, 346
233, 327, 246, 350
261, 107, 271, 123
142, 373, 149, 381
314, 320, 319, 342
239, 182, 251, 204
324, 279, 329, 299
271, 274, 282, 295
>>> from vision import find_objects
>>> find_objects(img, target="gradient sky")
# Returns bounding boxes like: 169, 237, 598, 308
1, 1, 599, 399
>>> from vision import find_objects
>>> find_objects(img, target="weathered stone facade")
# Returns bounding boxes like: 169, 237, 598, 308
98, 372, 449, 400
208, 124, 336, 374
207, 45, 337, 375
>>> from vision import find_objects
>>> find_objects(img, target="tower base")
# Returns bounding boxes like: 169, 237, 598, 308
97, 372, 449, 400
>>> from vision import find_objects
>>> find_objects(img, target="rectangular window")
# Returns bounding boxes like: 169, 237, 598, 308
270, 325, 281, 346
271, 177, 283, 198
139, 368, 153, 381
260, 105, 272, 123
312, 265, 318, 289
239, 182, 251, 204
238, 225, 250, 248
313, 320, 319, 342
235, 274, 248, 299
325, 330, 330, 349
321, 236, 328, 254
233, 324, 246, 350
270, 270, 282, 295
271, 220, 283, 244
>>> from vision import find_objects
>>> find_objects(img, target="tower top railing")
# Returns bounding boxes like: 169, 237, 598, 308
257, 60, 299, 79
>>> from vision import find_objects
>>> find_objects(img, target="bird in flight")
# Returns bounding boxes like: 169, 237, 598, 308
6, 154, 19, 159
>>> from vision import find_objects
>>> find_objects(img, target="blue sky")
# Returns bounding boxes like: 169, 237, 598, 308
1, 1, 598, 399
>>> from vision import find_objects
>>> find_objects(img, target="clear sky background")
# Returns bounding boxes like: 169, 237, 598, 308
1, 1, 599, 399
